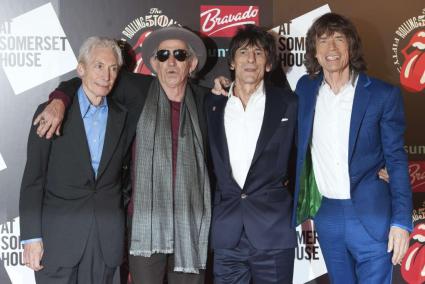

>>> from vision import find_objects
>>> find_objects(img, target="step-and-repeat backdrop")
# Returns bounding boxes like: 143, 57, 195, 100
0, 1, 423, 283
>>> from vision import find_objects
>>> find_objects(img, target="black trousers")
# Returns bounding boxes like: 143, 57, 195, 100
129, 253, 205, 284
213, 231, 295, 284
35, 223, 117, 284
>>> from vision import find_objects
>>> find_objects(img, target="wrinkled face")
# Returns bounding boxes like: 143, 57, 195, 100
315, 31, 350, 76
150, 39, 198, 89
231, 43, 271, 86
77, 47, 119, 98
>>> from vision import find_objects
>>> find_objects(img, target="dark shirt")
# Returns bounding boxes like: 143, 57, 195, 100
171, 101, 181, 186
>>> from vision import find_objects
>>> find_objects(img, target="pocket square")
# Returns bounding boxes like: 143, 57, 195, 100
281, 118, 288, 122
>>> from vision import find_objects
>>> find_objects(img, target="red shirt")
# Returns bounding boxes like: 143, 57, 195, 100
171, 101, 181, 186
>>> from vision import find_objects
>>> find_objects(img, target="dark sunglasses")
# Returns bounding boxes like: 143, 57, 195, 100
155, 49, 190, 62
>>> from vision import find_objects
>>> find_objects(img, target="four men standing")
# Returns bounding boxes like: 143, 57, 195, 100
20, 12, 412, 284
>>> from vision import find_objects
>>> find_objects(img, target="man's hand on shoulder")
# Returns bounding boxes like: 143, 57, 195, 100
387, 226, 410, 265
212, 76, 231, 96
33, 99, 65, 139
23, 241, 44, 271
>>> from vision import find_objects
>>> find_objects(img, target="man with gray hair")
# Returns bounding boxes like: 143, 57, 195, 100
20, 37, 128, 283
33, 26, 211, 284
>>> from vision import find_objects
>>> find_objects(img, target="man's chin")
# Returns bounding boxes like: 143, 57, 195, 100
162, 79, 184, 88
94, 88, 111, 97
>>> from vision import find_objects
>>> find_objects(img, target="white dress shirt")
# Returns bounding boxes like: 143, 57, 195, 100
224, 81, 266, 189
311, 77, 358, 199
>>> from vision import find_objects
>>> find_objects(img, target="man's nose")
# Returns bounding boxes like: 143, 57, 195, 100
328, 40, 337, 50
167, 54, 177, 66
100, 67, 112, 82
247, 51, 256, 63
103, 69, 111, 80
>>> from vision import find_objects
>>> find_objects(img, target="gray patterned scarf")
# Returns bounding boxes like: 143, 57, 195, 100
130, 78, 211, 273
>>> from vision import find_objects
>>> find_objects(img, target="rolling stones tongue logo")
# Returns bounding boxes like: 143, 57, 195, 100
120, 8, 179, 75
132, 30, 153, 75
401, 223, 425, 283
400, 30, 425, 93
392, 10, 425, 94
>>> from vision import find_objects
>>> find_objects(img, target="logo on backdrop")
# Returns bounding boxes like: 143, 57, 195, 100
401, 200, 425, 284
405, 144, 425, 155
0, 153, 6, 172
392, 9, 425, 93
271, 4, 331, 91
121, 8, 178, 75
200, 5, 259, 37
409, 161, 425, 192
0, 3, 77, 95
293, 220, 327, 284
1, 217, 36, 284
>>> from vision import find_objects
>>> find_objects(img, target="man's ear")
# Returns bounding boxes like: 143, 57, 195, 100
189, 56, 199, 74
77, 63, 85, 77
150, 57, 159, 74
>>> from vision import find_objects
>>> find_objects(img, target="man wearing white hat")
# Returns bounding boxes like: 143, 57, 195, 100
34, 26, 211, 284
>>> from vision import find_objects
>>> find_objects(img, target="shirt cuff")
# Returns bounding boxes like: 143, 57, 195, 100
49, 90, 70, 108
21, 238, 42, 245
391, 223, 412, 233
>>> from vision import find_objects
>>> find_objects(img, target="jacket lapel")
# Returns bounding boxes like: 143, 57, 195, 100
66, 95, 95, 180
301, 74, 322, 154
348, 73, 371, 164
208, 96, 231, 170
250, 85, 287, 166
96, 100, 127, 180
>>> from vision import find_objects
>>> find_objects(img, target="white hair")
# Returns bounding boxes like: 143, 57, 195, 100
78, 36, 123, 67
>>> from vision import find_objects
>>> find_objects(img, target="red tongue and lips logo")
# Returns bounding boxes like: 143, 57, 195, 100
132, 30, 153, 75
400, 30, 425, 93
401, 223, 425, 284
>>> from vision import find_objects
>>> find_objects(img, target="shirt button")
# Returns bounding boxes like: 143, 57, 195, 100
241, 193, 247, 199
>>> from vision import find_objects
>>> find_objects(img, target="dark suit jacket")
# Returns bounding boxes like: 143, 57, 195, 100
292, 73, 413, 241
206, 84, 298, 250
19, 94, 128, 268
52, 70, 212, 208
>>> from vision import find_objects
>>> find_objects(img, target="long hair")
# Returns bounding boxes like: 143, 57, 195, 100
304, 13, 367, 77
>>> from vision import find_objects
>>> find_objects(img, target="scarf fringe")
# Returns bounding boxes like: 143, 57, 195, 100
129, 249, 174, 257
173, 265, 206, 274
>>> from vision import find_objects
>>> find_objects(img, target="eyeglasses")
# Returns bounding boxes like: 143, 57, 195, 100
155, 49, 190, 62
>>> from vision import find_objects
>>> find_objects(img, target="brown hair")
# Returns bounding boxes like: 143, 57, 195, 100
228, 24, 276, 70
304, 13, 367, 77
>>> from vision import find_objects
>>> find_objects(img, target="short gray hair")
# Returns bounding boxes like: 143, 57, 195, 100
78, 36, 123, 67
